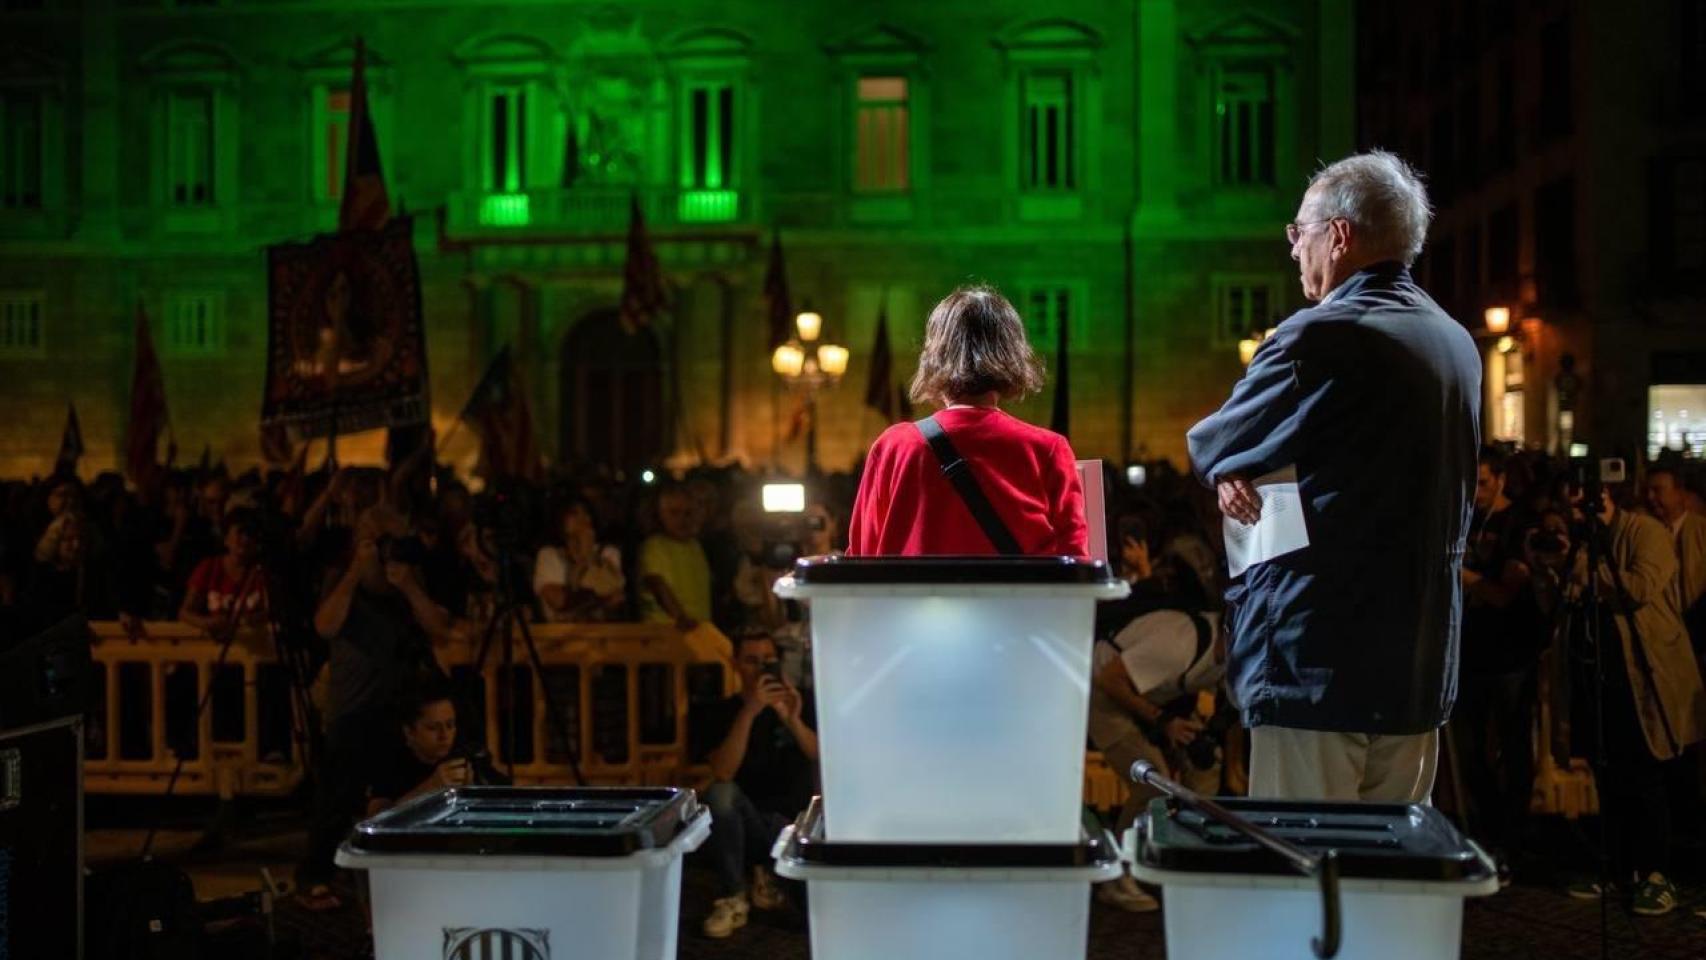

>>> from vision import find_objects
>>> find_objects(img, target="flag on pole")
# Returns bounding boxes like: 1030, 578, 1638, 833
259, 422, 294, 464
618, 195, 668, 334
338, 36, 389, 232
459, 346, 540, 480
562, 124, 580, 188
864, 291, 897, 422
1049, 306, 1070, 438
54, 402, 83, 478
125, 303, 169, 484
763, 231, 794, 349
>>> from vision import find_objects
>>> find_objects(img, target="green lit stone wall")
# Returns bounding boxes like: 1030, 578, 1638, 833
0, 0, 1351, 477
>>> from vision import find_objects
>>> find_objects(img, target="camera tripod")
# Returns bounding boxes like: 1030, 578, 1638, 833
1553, 494, 1678, 960
140, 562, 272, 860
135, 517, 322, 862
470, 526, 584, 786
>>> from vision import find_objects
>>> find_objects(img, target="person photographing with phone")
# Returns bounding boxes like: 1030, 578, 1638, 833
689, 629, 819, 939
365, 675, 508, 817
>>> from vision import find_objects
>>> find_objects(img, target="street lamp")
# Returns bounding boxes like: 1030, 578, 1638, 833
1238, 326, 1276, 367
770, 304, 848, 473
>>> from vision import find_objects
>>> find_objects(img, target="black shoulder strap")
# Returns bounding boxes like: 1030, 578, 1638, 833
915, 415, 1023, 555
1176, 610, 1214, 696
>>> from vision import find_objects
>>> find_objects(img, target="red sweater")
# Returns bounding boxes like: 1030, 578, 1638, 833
847, 407, 1088, 557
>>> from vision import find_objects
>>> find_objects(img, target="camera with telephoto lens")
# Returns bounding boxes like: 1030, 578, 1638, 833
448, 743, 494, 785
1184, 708, 1237, 770
754, 511, 826, 570
377, 533, 429, 567
757, 539, 802, 569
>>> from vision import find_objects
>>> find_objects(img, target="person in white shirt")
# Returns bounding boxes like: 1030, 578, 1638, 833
534, 495, 626, 622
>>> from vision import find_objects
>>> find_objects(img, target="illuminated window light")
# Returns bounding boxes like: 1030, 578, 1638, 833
678, 190, 738, 223
479, 193, 530, 227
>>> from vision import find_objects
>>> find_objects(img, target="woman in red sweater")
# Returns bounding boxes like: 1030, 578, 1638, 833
847, 285, 1088, 557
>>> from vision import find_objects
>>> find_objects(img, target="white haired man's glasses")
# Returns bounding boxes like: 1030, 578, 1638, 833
1284, 217, 1344, 245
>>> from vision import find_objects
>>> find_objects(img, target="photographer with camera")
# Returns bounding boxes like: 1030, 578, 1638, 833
295, 505, 453, 911
689, 630, 818, 939
365, 674, 507, 817
732, 502, 836, 683
1088, 606, 1227, 912
1558, 477, 1706, 916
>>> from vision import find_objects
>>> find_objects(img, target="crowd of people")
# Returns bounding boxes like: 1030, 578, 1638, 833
8, 436, 1706, 926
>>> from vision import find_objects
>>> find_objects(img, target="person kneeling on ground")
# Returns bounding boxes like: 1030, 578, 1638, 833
1088, 607, 1230, 912
365, 674, 507, 817
689, 630, 819, 939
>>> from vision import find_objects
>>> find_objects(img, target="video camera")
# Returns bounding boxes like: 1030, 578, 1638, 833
755, 482, 826, 570
1568, 453, 1626, 504
470, 478, 537, 554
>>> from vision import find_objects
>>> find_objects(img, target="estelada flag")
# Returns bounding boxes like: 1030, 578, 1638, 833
618, 195, 668, 334
864, 291, 897, 422
763, 231, 793, 350
459, 345, 540, 481
125, 303, 169, 484
54, 402, 84, 478
339, 36, 389, 232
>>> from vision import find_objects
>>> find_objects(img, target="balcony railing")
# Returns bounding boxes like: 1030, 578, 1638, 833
446, 185, 747, 237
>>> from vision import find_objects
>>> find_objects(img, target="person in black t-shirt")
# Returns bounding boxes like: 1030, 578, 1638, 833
366, 677, 506, 817
689, 631, 818, 939
295, 506, 454, 911
1453, 446, 1543, 866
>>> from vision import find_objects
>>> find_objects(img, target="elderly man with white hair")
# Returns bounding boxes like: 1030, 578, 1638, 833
1187, 151, 1482, 803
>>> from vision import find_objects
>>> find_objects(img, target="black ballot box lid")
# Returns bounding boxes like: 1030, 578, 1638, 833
779, 797, 1121, 870
347, 786, 701, 858
1137, 797, 1495, 883
789, 555, 1116, 586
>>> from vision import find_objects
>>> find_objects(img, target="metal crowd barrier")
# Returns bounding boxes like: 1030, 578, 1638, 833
437, 622, 734, 787
85, 621, 303, 797
82, 620, 736, 797
84, 621, 1591, 814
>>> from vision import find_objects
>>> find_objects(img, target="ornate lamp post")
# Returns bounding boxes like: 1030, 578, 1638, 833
771, 304, 848, 473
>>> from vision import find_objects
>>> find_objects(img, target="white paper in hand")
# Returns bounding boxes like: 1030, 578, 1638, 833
1222, 464, 1309, 579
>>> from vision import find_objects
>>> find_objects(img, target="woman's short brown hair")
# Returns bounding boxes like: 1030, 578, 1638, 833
908, 285, 1046, 404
